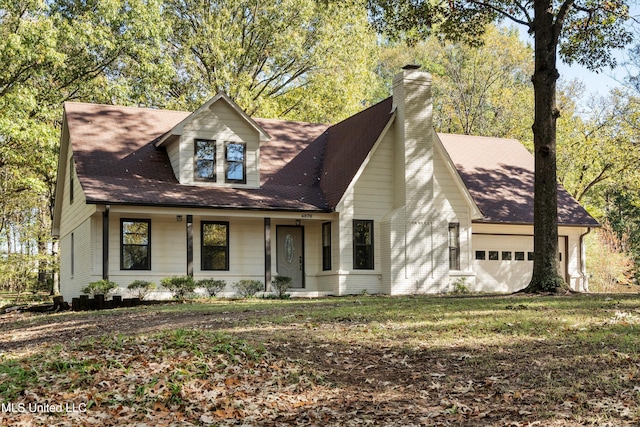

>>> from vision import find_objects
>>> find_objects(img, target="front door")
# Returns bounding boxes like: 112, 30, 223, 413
276, 226, 304, 288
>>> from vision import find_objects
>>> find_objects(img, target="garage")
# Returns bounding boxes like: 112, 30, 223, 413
472, 234, 566, 293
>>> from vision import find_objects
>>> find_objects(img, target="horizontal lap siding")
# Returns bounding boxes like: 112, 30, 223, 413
181, 103, 260, 187
59, 140, 97, 300
59, 218, 93, 300
338, 131, 393, 295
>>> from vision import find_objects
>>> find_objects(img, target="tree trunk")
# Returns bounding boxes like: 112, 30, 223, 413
523, 0, 568, 293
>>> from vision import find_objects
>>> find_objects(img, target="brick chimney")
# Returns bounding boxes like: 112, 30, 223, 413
392, 65, 434, 212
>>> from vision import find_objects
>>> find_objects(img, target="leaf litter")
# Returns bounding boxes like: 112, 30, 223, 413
1, 296, 639, 426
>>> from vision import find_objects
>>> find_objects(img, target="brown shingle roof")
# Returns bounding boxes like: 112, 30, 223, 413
63, 100, 598, 226
438, 133, 599, 227
64, 102, 330, 211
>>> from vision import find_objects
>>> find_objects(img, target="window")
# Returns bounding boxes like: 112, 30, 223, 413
225, 142, 246, 183
121, 219, 151, 270
353, 220, 373, 269
489, 251, 499, 260
515, 251, 525, 261
475, 251, 486, 260
502, 251, 512, 261
528, 252, 534, 261
202, 221, 229, 270
71, 233, 75, 277
449, 223, 460, 270
69, 157, 74, 204
322, 222, 332, 271
195, 139, 216, 181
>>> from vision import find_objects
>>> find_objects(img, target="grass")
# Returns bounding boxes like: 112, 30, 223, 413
1, 293, 639, 425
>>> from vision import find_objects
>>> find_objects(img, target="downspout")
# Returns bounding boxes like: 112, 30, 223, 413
579, 227, 592, 292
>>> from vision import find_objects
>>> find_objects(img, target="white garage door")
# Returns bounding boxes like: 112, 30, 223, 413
472, 234, 566, 293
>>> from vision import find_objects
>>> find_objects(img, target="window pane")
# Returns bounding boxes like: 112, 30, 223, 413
123, 221, 148, 245
355, 246, 372, 269
489, 251, 499, 260
123, 246, 149, 270
203, 223, 227, 246
195, 160, 214, 179
227, 143, 244, 161
502, 251, 512, 260
196, 140, 215, 160
354, 221, 372, 245
226, 162, 244, 181
515, 251, 525, 261
475, 251, 486, 260
203, 247, 227, 270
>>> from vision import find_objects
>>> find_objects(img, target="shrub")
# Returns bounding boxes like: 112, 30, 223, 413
82, 280, 119, 298
271, 275, 292, 299
127, 280, 156, 300
197, 279, 227, 297
161, 276, 196, 300
451, 278, 470, 295
233, 280, 263, 298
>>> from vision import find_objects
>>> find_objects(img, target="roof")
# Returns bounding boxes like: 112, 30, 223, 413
439, 133, 600, 227
61, 98, 599, 226
63, 101, 331, 211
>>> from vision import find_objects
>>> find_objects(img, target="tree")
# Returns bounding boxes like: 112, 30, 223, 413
0, 0, 170, 293
374, 24, 534, 143
163, 0, 379, 122
367, 0, 632, 292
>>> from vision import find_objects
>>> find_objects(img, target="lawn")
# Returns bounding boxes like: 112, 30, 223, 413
0, 293, 639, 426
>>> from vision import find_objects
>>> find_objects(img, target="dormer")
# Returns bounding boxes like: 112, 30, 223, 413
155, 92, 270, 188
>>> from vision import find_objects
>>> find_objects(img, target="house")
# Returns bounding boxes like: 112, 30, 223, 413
52, 68, 599, 300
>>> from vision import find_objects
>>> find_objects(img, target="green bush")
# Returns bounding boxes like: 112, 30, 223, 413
233, 280, 263, 298
160, 276, 196, 300
451, 278, 471, 295
271, 275, 292, 299
127, 280, 156, 300
82, 280, 119, 298
197, 279, 227, 297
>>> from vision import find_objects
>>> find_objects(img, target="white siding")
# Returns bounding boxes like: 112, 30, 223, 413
180, 102, 260, 187
335, 128, 393, 295
58, 139, 97, 300
470, 224, 588, 292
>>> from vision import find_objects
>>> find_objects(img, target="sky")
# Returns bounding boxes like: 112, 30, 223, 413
515, 24, 635, 102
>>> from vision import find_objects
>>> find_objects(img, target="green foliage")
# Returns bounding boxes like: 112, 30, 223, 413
586, 222, 637, 292
233, 280, 263, 298
81, 280, 119, 298
374, 25, 534, 145
162, 0, 379, 122
160, 276, 196, 300
127, 280, 156, 300
271, 275, 292, 299
197, 279, 227, 297
451, 278, 471, 295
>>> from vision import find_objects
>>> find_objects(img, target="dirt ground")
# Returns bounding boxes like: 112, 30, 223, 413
1, 301, 639, 426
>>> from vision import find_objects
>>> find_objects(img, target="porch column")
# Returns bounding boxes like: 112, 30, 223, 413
187, 215, 193, 277
102, 205, 109, 280
264, 218, 271, 291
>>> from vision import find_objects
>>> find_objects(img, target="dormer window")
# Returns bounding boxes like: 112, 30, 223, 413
225, 142, 246, 184
195, 139, 216, 181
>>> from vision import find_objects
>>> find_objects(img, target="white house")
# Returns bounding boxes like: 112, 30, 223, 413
52, 68, 599, 300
